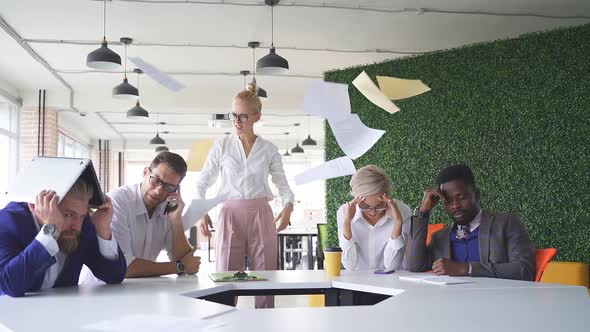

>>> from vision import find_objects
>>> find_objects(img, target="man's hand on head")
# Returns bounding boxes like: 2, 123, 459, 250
28, 190, 65, 231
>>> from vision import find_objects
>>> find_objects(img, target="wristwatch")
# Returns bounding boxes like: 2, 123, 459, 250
176, 260, 185, 275
42, 224, 60, 240
413, 207, 430, 219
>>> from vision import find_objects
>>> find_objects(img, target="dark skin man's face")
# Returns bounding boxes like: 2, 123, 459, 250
440, 179, 480, 225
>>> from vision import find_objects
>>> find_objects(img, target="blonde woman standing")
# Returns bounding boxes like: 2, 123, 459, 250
196, 84, 294, 308
337, 165, 412, 272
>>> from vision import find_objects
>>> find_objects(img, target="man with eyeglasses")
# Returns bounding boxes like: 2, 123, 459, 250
337, 165, 412, 272
109, 152, 201, 278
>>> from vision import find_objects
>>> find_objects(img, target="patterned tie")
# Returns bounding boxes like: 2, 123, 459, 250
455, 224, 471, 240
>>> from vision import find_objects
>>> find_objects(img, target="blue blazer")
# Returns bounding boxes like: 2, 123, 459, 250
0, 202, 127, 297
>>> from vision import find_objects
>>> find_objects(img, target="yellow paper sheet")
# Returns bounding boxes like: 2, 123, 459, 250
376, 76, 431, 100
186, 140, 214, 172
352, 71, 400, 114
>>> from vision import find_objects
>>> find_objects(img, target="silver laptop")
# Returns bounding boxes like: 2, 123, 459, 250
2, 157, 104, 207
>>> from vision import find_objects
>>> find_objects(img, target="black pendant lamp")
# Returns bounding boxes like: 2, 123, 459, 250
256, 0, 289, 75
248, 41, 269, 100
155, 146, 169, 153
291, 123, 304, 153
302, 115, 317, 146
86, 0, 121, 70
126, 68, 149, 119
113, 37, 139, 99
150, 122, 166, 145
283, 132, 291, 157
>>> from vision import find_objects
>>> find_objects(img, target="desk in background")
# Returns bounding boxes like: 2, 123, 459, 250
277, 227, 318, 270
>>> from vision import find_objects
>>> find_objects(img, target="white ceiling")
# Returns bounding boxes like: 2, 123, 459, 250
0, 0, 589, 150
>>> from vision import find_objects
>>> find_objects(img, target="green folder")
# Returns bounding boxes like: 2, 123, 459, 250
209, 271, 267, 282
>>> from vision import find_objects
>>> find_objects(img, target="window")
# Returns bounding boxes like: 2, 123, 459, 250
57, 131, 90, 159
0, 98, 18, 192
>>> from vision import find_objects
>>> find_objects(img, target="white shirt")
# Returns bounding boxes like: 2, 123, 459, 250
109, 183, 176, 266
337, 199, 412, 271
195, 134, 294, 206
33, 214, 119, 289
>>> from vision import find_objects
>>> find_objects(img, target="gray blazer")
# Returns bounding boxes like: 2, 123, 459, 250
405, 210, 536, 281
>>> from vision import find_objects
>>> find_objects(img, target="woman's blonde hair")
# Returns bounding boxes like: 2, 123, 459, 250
349, 165, 391, 197
234, 83, 262, 113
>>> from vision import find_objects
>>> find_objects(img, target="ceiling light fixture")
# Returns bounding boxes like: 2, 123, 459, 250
257, 0, 289, 75
112, 37, 139, 99
149, 121, 166, 145
291, 123, 304, 153
248, 41, 268, 100
283, 132, 291, 157
86, 0, 121, 70
302, 115, 317, 146
126, 68, 149, 119
155, 146, 169, 153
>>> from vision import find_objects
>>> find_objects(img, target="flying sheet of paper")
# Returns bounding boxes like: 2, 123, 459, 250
376, 76, 431, 100
303, 79, 351, 121
83, 314, 223, 331
328, 114, 385, 160
186, 140, 215, 172
128, 56, 186, 92
294, 157, 356, 185
181, 194, 227, 231
352, 71, 400, 114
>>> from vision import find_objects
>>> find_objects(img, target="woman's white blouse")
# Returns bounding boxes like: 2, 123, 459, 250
195, 134, 294, 206
337, 199, 412, 271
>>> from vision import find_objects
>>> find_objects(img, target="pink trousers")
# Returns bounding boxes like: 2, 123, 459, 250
215, 198, 277, 308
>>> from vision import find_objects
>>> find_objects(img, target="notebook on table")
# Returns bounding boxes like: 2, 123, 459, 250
209, 271, 267, 282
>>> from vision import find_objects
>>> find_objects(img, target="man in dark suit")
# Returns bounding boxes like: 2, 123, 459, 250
406, 164, 535, 281
0, 178, 126, 297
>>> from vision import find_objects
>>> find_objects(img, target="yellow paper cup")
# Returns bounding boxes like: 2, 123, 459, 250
324, 247, 342, 277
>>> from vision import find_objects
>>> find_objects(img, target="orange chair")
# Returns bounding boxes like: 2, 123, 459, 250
534, 248, 557, 282
426, 223, 445, 245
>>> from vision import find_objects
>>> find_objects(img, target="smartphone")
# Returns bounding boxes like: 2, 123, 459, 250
374, 269, 396, 275
163, 201, 178, 215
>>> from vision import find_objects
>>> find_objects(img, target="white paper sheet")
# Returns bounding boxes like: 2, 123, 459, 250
181, 194, 228, 231
352, 71, 400, 114
294, 157, 356, 185
328, 114, 385, 160
303, 79, 351, 121
128, 56, 186, 92
398, 275, 473, 285
83, 314, 223, 331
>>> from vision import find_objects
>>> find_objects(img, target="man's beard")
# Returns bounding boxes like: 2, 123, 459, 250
57, 230, 81, 255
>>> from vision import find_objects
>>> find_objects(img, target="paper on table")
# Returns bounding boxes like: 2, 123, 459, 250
328, 114, 385, 160
376, 76, 431, 100
294, 157, 356, 185
352, 71, 400, 114
83, 314, 223, 331
181, 194, 228, 231
186, 140, 215, 172
303, 79, 351, 121
398, 275, 473, 285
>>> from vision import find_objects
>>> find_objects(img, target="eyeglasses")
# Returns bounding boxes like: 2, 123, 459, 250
358, 203, 387, 213
147, 169, 179, 193
228, 112, 249, 123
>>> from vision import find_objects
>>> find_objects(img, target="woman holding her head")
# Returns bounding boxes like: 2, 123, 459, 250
195, 84, 294, 308
337, 165, 412, 272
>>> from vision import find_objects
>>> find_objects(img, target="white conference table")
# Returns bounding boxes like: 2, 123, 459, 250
0, 270, 588, 331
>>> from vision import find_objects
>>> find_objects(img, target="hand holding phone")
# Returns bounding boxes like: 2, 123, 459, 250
164, 191, 183, 218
